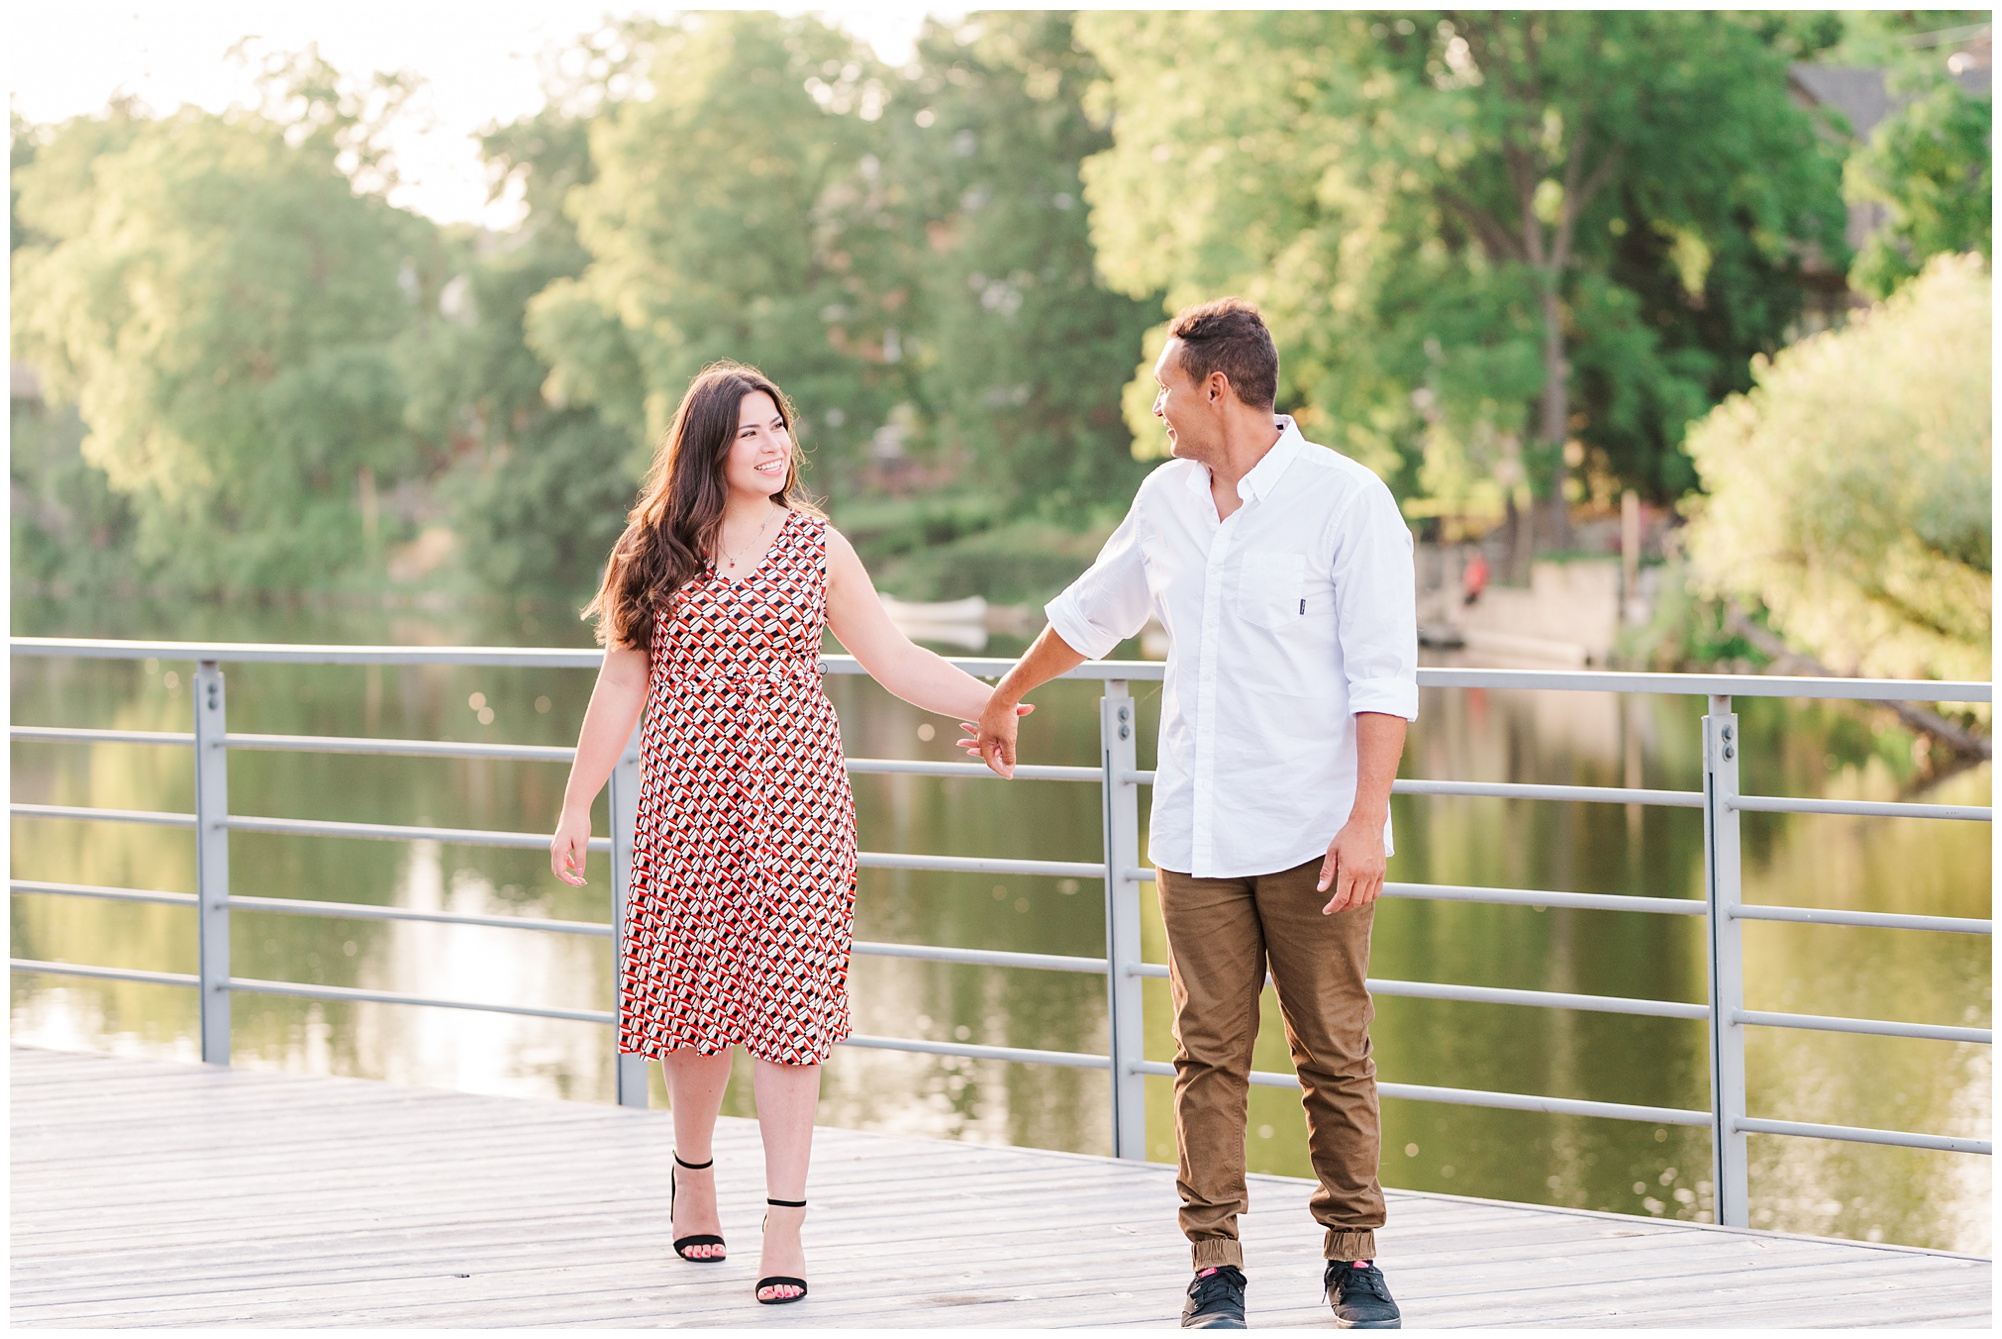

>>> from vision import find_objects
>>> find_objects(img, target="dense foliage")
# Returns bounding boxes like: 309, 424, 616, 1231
1078, 10, 1849, 549
11, 65, 439, 592
1683, 254, 1991, 683
7, 12, 1990, 613
1847, 68, 1993, 299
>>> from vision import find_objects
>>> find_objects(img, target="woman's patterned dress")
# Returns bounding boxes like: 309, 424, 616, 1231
620, 508, 858, 1066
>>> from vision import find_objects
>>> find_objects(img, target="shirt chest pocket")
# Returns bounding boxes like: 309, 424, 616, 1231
1234, 551, 1308, 630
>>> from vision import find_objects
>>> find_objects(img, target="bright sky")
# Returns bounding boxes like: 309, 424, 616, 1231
9, 2, 945, 229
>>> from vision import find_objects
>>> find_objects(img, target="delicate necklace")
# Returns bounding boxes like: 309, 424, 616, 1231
715, 506, 779, 575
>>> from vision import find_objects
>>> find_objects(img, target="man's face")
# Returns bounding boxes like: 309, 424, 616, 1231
1152, 338, 1215, 462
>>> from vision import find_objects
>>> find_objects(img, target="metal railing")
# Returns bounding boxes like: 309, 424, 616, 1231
8, 636, 1993, 1230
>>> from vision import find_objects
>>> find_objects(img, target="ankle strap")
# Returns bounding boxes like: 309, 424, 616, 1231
766, 1196, 807, 1208
674, 1154, 714, 1170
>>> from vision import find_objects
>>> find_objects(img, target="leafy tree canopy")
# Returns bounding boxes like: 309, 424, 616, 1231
402, 92, 634, 603
1076, 10, 1848, 536
10, 54, 438, 592
891, 12, 1157, 520
524, 12, 911, 505
1846, 65, 1992, 299
1684, 253, 1990, 683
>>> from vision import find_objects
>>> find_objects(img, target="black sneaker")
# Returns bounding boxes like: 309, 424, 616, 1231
1182, 1265, 1248, 1329
1324, 1260, 1400, 1329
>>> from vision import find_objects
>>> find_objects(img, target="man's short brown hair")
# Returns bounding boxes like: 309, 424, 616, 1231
1167, 298, 1278, 410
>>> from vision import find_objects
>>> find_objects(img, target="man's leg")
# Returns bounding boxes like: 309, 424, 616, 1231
1253, 859, 1384, 1262
1157, 867, 1267, 1270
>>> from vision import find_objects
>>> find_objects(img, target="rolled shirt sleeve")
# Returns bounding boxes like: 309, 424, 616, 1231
1330, 480, 1420, 722
1044, 502, 1153, 661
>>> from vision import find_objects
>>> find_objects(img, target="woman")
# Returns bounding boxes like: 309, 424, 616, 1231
550, 363, 1017, 1305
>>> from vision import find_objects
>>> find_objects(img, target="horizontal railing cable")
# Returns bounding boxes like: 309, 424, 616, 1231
845, 757, 1101, 782
226, 895, 614, 938
1369, 979, 1708, 1020
1408, 666, 1991, 704
857, 851, 1104, 879
221, 814, 613, 852
1734, 1009, 1990, 1045
225, 976, 614, 1025
1734, 904, 1990, 935
852, 941, 1107, 974
1730, 795, 1991, 823
228, 733, 573, 762
842, 1033, 1110, 1070
1375, 1081, 1713, 1127
1383, 881, 1706, 917
1394, 778, 1705, 808
10, 958, 198, 988
11, 803, 195, 829
11, 879, 197, 906
11, 726, 194, 748
1732, 1116, 1990, 1156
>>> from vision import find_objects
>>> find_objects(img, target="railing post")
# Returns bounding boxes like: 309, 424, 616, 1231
1100, 680, 1146, 1160
1702, 693, 1748, 1226
608, 720, 649, 1109
192, 661, 231, 1065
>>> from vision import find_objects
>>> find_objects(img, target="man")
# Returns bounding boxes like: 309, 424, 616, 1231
970, 299, 1415, 1329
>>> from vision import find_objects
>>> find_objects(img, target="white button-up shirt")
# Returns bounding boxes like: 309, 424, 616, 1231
1045, 417, 1419, 879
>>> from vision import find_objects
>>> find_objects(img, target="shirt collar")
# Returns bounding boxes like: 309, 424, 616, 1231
1182, 415, 1308, 506
1237, 416, 1306, 503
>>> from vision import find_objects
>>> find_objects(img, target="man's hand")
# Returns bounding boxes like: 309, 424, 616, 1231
1319, 713, 1407, 913
1317, 815, 1387, 915
960, 699, 1034, 778
956, 625, 1087, 779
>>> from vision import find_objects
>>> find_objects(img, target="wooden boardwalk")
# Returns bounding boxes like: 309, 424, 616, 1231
10, 1046, 1989, 1329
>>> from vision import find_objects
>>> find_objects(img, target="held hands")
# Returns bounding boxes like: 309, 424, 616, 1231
1317, 815, 1388, 915
550, 806, 592, 887
958, 696, 1036, 778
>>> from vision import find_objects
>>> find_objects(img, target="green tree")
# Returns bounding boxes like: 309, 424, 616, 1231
1683, 253, 1990, 683
893, 12, 1156, 519
10, 57, 438, 593
525, 12, 911, 507
408, 97, 637, 605
10, 112, 142, 593
1077, 11, 1846, 554
1846, 67, 1992, 299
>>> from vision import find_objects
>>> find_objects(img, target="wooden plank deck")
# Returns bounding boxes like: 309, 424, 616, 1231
10, 1046, 1989, 1329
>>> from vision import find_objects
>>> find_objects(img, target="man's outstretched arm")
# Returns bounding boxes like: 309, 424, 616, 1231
961, 625, 1088, 778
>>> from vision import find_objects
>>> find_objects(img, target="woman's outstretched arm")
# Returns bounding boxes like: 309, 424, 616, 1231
550, 641, 650, 886
825, 525, 1016, 722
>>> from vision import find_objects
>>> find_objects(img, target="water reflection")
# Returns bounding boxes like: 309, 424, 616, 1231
9, 598, 1990, 1253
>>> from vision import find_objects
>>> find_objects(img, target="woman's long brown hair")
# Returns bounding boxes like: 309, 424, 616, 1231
584, 363, 813, 649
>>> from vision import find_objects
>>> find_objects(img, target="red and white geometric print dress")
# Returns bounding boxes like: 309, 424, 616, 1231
619, 508, 859, 1067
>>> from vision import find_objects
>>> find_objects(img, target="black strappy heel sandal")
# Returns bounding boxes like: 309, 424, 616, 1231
669, 1154, 726, 1263
755, 1197, 808, 1304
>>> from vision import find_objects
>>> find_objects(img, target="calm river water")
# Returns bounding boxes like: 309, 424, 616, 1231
10, 595, 1991, 1254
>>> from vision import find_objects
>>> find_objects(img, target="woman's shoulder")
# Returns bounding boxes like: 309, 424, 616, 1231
788, 505, 834, 552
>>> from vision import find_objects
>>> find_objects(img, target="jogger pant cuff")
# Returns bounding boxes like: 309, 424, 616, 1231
1190, 1230, 1379, 1270
1323, 1229, 1378, 1262
1191, 1238, 1246, 1270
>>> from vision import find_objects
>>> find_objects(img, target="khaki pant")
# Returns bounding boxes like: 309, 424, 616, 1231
1158, 858, 1383, 1268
